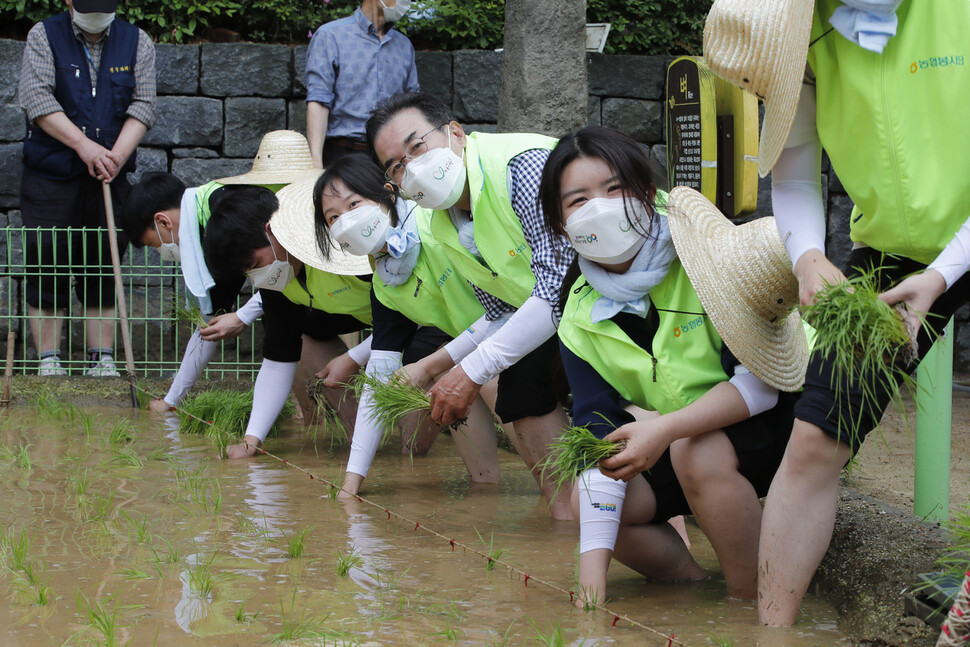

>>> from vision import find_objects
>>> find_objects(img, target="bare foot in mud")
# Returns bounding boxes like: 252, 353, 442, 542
225, 436, 261, 459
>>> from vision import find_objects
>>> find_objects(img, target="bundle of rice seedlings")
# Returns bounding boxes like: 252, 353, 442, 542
801, 268, 924, 442
353, 372, 432, 442
538, 425, 626, 501
178, 389, 294, 449
171, 296, 207, 329
304, 378, 350, 449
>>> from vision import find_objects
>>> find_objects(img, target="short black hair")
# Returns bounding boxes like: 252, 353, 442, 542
120, 172, 186, 247
314, 154, 398, 259
203, 186, 279, 281
365, 92, 456, 155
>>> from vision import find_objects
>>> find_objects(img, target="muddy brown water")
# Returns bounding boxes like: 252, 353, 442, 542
0, 407, 848, 645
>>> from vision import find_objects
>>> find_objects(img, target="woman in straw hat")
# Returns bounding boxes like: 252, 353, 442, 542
312, 154, 519, 498
539, 126, 801, 606
704, 0, 970, 626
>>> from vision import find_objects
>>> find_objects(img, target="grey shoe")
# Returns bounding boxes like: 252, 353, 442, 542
85, 356, 120, 377
39, 356, 68, 377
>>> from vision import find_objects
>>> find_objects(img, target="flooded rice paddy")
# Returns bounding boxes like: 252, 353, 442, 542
0, 404, 849, 645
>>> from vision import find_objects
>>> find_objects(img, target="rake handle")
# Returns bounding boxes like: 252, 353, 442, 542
102, 182, 138, 408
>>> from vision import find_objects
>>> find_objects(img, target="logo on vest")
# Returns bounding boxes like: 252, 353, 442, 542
673, 315, 704, 338
508, 243, 528, 257
437, 267, 453, 286
327, 286, 350, 298
109, 66, 131, 73
910, 55, 965, 73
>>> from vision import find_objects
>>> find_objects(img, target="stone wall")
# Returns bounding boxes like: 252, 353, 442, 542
1, 39, 968, 369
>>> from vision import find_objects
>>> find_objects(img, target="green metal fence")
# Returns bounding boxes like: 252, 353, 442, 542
1, 226, 262, 379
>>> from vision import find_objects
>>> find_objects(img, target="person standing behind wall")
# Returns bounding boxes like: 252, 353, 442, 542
18, 0, 155, 377
305, 0, 419, 168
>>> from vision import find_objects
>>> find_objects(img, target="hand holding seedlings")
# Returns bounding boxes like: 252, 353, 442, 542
598, 419, 671, 482
427, 365, 479, 426
199, 312, 246, 342
317, 351, 362, 388
878, 269, 947, 337
792, 249, 849, 307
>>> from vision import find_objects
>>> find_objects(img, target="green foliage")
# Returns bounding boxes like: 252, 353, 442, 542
400, 0, 505, 51
586, 0, 712, 55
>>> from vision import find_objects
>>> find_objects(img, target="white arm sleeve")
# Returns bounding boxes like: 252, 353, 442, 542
346, 335, 373, 367
235, 293, 263, 326
928, 214, 970, 290
244, 359, 298, 443
444, 313, 491, 364
772, 84, 826, 268
164, 330, 219, 407
460, 296, 557, 385
345, 350, 404, 478
728, 365, 779, 418
578, 468, 628, 554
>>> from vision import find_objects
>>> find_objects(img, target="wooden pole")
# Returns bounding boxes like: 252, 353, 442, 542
102, 182, 139, 408
2, 331, 14, 407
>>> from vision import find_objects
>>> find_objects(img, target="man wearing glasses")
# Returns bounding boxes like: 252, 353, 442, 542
365, 92, 576, 520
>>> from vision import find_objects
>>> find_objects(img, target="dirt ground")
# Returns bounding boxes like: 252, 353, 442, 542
845, 372, 970, 522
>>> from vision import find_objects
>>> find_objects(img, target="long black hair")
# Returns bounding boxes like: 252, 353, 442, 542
313, 153, 399, 259
538, 126, 661, 310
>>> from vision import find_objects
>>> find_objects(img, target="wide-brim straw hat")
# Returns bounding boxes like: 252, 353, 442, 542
703, 0, 814, 177
270, 172, 373, 276
666, 186, 808, 391
217, 130, 322, 185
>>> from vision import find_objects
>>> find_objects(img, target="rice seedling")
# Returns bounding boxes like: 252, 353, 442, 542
528, 621, 566, 647
119, 511, 152, 544
707, 632, 736, 647
11, 571, 53, 606
538, 425, 625, 503
68, 467, 92, 497
576, 583, 602, 612
74, 589, 127, 647
13, 443, 32, 471
474, 529, 505, 572
108, 419, 134, 445
85, 492, 116, 527
171, 295, 208, 330
335, 546, 363, 577
185, 550, 218, 597
429, 622, 464, 641
305, 378, 350, 449
109, 447, 145, 468
148, 447, 176, 463
151, 539, 180, 566
32, 388, 67, 420
116, 567, 152, 581
3, 527, 32, 572
801, 268, 924, 442
274, 525, 313, 559
234, 603, 259, 624
353, 372, 433, 442
271, 591, 337, 645
77, 410, 96, 438
178, 389, 294, 444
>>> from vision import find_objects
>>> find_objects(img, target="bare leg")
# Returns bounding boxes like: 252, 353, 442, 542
398, 411, 441, 455
448, 395, 500, 483
84, 305, 116, 352
758, 419, 850, 626
672, 429, 761, 599
478, 378, 516, 442
509, 408, 573, 520
295, 335, 357, 431
27, 305, 64, 355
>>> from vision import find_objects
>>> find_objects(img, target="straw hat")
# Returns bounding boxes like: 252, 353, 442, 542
216, 130, 321, 185
702, 0, 814, 177
269, 172, 373, 276
666, 186, 808, 391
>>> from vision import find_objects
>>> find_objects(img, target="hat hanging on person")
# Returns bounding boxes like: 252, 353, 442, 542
216, 130, 321, 186
666, 186, 808, 391
702, 0, 815, 178
73, 0, 118, 12
270, 172, 373, 276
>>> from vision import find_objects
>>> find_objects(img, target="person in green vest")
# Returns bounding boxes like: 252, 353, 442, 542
704, 0, 970, 626
119, 130, 319, 414
542, 126, 802, 606
366, 92, 575, 519
311, 153, 505, 497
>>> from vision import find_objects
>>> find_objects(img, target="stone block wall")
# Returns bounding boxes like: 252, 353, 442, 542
0, 40, 967, 370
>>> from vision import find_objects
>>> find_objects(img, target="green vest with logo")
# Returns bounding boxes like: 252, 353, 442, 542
374, 207, 485, 338
428, 131, 558, 309
558, 260, 728, 415
809, 0, 970, 264
282, 267, 372, 324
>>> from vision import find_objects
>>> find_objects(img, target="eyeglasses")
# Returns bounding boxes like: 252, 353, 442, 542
384, 125, 444, 185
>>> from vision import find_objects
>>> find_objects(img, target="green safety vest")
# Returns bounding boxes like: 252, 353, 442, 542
809, 0, 970, 264
428, 131, 558, 308
282, 267, 373, 324
194, 181, 222, 229
558, 260, 728, 416
374, 206, 485, 338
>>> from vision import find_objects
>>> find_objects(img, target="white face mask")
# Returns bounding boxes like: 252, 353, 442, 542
246, 236, 294, 291
329, 203, 389, 257
380, 0, 410, 22
72, 11, 115, 34
400, 131, 467, 211
564, 197, 649, 265
154, 221, 181, 263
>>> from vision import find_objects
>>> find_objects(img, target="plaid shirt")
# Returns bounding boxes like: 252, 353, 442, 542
18, 18, 156, 127
470, 147, 575, 321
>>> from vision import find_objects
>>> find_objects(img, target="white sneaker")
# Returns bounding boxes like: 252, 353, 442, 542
85, 356, 120, 377
38, 356, 68, 377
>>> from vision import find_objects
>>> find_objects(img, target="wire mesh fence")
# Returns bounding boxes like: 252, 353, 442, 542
1, 225, 262, 379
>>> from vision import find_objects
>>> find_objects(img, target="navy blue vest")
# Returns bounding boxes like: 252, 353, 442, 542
22, 12, 139, 180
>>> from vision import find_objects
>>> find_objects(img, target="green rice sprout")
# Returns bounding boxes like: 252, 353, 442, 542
801, 269, 924, 443
13, 443, 33, 471
707, 632, 736, 647
234, 603, 259, 624
474, 529, 505, 572
74, 590, 128, 646
271, 591, 337, 645
109, 447, 144, 468
178, 389, 294, 448
68, 467, 92, 497
185, 550, 219, 597
32, 388, 66, 420
108, 419, 133, 445
353, 372, 433, 443
274, 525, 313, 559
116, 567, 152, 581
85, 492, 116, 526
305, 378, 351, 449
528, 620, 566, 647
538, 425, 625, 502
171, 296, 208, 329
151, 539, 180, 566
119, 511, 152, 544
335, 546, 363, 577
3, 527, 32, 573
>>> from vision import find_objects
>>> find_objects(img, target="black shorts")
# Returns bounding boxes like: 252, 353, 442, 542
20, 168, 131, 309
793, 247, 970, 452
494, 334, 563, 424
647, 392, 797, 522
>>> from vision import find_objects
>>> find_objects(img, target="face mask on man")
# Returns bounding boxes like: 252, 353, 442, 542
154, 221, 181, 263
246, 235, 294, 291
399, 130, 467, 211
380, 0, 411, 22
72, 11, 115, 34
329, 204, 389, 257
564, 197, 649, 265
